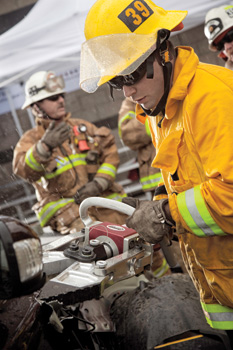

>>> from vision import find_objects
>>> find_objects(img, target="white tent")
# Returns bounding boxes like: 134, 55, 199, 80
0, 0, 96, 88
0, 0, 233, 88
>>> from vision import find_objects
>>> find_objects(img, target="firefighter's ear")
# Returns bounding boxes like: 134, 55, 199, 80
0, 216, 45, 299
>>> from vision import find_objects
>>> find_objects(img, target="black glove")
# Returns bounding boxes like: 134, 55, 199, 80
122, 197, 175, 244
74, 180, 103, 204
41, 121, 71, 151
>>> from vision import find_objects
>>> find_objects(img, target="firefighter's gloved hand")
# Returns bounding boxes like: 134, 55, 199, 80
122, 197, 175, 244
41, 121, 71, 151
74, 177, 109, 204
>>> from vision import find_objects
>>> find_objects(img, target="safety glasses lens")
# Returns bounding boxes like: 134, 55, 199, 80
46, 93, 65, 101
108, 60, 147, 90
215, 29, 233, 51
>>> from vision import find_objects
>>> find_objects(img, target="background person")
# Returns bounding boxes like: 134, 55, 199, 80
118, 97, 161, 199
80, 0, 233, 338
205, 5, 233, 70
13, 70, 127, 235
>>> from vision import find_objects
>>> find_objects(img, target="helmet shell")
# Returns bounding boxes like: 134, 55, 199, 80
205, 5, 233, 51
80, 0, 187, 93
22, 71, 65, 109
85, 0, 187, 39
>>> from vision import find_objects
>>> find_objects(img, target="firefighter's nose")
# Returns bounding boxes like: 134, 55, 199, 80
123, 84, 136, 98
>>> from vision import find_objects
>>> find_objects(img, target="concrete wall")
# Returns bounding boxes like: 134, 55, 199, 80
0, 21, 226, 219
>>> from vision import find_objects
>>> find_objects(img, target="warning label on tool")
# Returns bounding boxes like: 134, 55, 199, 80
107, 225, 125, 231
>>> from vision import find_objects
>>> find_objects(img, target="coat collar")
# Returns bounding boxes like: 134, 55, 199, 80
165, 46, 199, 120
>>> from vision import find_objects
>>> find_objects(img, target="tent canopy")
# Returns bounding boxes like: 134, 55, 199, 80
0, 0, 233, 88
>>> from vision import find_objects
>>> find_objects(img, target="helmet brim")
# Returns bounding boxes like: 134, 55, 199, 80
80, 9, 187, 93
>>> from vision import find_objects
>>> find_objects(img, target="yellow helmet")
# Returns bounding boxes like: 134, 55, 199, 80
80, 0, 187, 93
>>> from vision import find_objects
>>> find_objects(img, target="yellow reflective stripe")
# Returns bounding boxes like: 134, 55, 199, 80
153, 258, 169, 278
140, 172, 162, 190
177, 186, 225, 237
44, 154, 87, 179
25, 147, 44, 172
97, 163, 117, 178
69, 153, 87, 161
37, 198, 74, 227
118, 111, 135, 138
144, 118, 151, 137
201, 302, 233, 330
45, 161, 86, 179
104, 193, 127, 201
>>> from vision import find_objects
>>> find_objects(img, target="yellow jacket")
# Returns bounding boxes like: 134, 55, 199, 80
138, 46, 233, 330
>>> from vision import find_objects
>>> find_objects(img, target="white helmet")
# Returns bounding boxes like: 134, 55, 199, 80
205, 5, 233, 51
22, 71, 65, 109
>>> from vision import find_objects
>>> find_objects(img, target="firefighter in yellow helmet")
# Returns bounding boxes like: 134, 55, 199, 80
205, 5, 233, 70
80, 0, 233, 338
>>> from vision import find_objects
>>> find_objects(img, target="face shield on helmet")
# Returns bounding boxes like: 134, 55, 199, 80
22, 71, 65, 109
80, 0, 187, 93
204, 5, 233, 51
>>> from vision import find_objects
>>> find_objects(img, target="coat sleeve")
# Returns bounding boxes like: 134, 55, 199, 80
13, 129, 50, 183
94, 125, 120, 183
170, 75, 233, 237
118, 97, 151, 150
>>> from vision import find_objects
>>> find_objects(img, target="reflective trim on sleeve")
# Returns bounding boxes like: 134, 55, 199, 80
97, 163, 117, 179
25, 147, 44, 172
153, 258, 169, 278
44, 153, 87, 179
118, 111, 135, 138
201, 302, 233, 330
37, 198, 74, 227
140, 172, 162, 191
144, 118, 151, 137
177, 185, 225, 237
104, 193, 127, 202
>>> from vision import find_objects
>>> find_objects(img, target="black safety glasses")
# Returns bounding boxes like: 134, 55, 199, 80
108, 59, 148, 90
46, 93, 65, 101
214, 29, 233, 51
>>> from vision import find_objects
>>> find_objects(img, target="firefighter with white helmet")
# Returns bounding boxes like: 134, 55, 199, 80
205, 5, 233, 70
80, 0, 233, 340
13, 70, 127, 234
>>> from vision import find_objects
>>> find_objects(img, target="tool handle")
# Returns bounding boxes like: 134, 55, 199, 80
79, 197, 178, 268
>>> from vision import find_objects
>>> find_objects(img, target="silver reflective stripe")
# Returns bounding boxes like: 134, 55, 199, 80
185, 188, 216, 237
208, 312, 233, 322
26, 147, 44, 172
202, 302, 233, 329
153, 258, 169, 278
38, 198, 74, 226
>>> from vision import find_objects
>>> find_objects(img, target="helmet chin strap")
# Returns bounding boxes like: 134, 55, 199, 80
35, 103, 63, 121
140, 29, 173, 127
